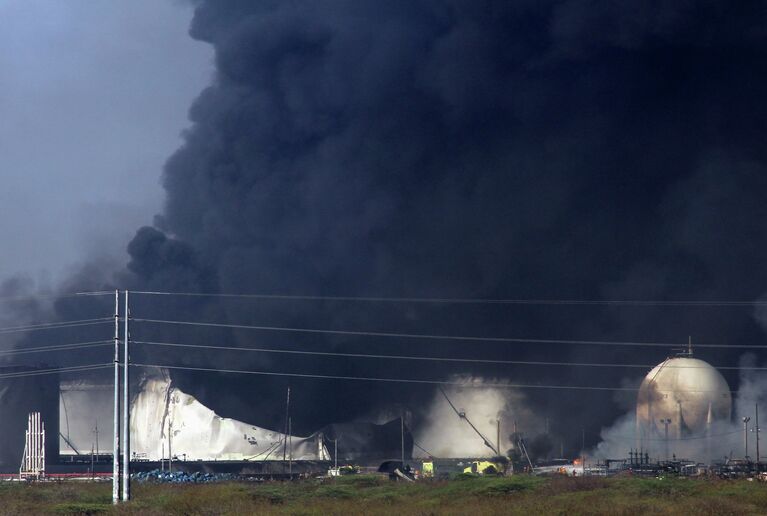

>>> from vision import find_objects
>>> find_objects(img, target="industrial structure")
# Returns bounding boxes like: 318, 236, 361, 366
0, 367, 59, 473
0, 305, 756, 486
1, 365, 411, 477
19, 412, 46, 480
636, 344, 732, 461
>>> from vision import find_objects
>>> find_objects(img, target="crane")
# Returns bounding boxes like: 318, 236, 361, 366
439, 387, 499, 455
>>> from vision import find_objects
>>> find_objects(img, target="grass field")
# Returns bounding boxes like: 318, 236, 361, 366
2, 474, 767, 515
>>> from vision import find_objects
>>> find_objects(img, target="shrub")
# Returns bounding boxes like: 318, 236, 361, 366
335, 475, 385, 488
315, 485, 356, 499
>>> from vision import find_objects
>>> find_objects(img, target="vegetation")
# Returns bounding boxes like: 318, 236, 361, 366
2, 474, 767, 515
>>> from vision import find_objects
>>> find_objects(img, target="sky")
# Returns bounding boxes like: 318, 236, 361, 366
0, 0, 212, 283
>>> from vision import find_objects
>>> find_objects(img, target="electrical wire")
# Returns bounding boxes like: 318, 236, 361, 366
132, 339, 767, 370
131, 317, 755, 349
0, 318, 112, 335
0, 340, 113, 356
412, 440, 437, 458
0, 363, 112, 379
131, 363, 739, 393
130, 290, 767, 306
0, 291, 112, 303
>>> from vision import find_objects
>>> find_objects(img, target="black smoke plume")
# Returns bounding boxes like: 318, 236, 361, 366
12, 0, 767, 454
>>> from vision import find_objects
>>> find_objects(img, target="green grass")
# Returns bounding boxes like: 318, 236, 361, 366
2, 475, 767, 515
52, 502, 111, 515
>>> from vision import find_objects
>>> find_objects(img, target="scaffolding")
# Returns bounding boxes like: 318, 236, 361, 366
19, 412, 46, 480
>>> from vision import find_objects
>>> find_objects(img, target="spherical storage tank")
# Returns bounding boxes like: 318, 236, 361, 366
636, 355, 731, 441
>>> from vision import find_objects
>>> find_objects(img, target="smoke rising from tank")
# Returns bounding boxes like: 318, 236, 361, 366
414, 376, 538, 458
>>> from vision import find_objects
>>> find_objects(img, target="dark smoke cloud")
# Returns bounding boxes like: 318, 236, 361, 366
16, 0, 767, 453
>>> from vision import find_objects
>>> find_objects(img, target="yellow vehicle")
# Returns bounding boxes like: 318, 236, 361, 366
421, 458, 508, 478
463, 460, 505, 476
338, 464, 359, 475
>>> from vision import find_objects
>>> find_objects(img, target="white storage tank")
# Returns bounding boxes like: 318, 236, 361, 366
636, 354, 731, 443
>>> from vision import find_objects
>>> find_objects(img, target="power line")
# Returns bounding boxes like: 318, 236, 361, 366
0, 363, 112, 379
131, 290, 767, 306
131, 317, 753, 349
131, 363, 738, 394
412, 440, 437, 457
132, 339, 767, 371
0, 291, 112, 303
0, 340, 113, 356
0, 318, 112, 335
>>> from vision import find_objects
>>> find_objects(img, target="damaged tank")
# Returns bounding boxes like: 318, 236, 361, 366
636, 353, 731, 452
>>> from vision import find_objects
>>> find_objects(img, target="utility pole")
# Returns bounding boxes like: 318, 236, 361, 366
283, 388, 290, 461
122, 290, 130, 501
92, 422, 99, 480
401, 414, 405, 465
757, 404, 761, 472
581, 428, 585, 475
93, 422, 99, 462
743, 417, 751, 459
288, 417, 292, 477
334, 438, 338, 470
112, 290, 120, 505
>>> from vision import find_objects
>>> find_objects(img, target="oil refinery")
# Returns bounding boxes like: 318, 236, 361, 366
0, 342, 760, 482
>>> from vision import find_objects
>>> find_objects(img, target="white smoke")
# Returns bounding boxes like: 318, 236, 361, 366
414, 376, 539, 458
59, 376, 114, 454
592, 412, 741, 463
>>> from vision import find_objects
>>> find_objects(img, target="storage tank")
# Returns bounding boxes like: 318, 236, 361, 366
636, 353, 731, 451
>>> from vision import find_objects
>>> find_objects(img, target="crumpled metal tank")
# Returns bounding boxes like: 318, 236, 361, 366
636, 356, 731, 439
